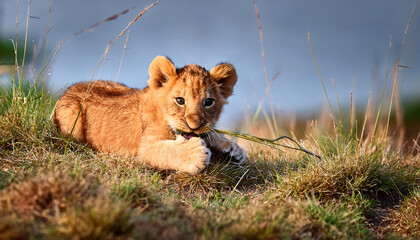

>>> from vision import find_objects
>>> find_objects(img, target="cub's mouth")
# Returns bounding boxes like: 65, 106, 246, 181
175, 129, 208, 142
181, 132, 200, 140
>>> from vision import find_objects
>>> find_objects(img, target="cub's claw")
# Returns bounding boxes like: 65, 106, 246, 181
220, 140, 247, 164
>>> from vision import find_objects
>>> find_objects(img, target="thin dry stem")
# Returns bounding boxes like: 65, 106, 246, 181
96, 41, 112, 79
386, 4, 416, 139
32, 41, 36, 80
253, 72, 279, 124
116, 30, 130, 82
20, 0, 31, 81
394, 78, 405, 148
254, 1, 268, 86
252, 1, 279, 135
38, 7, 132, 88
332, 78, 343, 130
372, 36, 392, 138
307, 32, 336, 124
65, 1, 161, 152
350, 90, 354, 134
14, 0, 20, 79
43, 0, 52, 68
412, 133, 420, 156
67, 8, 130, 44
88, 1, 160, 82
358, 94, 371, 151
103, 1, 161, 57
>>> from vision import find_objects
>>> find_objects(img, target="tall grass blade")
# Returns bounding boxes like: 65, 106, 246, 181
372, 36, 392, 139
386, 4, 416, 140
14, 0, 20, 79
350, 90, 355, 135
43, 0, 52, 68
307, 33, 338, 130
358, 93, 371, 151
116, 30, 130, 82
20, 0, 31, 81
332, 78, 343, 131
64, 1, 161, 153
252, 1, 279, 136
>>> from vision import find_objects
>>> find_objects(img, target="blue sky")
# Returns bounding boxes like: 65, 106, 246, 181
1, 0, 419, 128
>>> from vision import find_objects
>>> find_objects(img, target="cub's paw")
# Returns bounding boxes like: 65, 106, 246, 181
220, 140, 247, 164
178, 137, 211, 174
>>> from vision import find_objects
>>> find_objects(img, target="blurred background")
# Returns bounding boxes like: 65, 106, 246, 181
0, 0, 419, 135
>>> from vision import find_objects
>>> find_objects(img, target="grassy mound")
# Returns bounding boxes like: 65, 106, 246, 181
0, 74, 419, 239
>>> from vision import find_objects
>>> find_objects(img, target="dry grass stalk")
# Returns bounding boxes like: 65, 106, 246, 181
252, 1, 279, 136
45, 7, 132, 80
385, 190, 420, 237
43, 0, 52, 67
332, 78, 343, 131
372, 36, 392, 138
115, 30, 130, 82
102, 0, 161, 58
350, 90, 355, 133
394, 78, 405, 148
386, 4, 416, 141
20, 0, 31, 81
307, 32, 335, 123
62, 1, 161, 152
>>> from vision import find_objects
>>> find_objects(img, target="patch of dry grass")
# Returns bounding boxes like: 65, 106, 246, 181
0, 172, 134, 239
385, 189, 420, 237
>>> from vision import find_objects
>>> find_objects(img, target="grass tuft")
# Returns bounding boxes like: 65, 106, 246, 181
0, 75, 53, 151
277, 138, 417, 203
0, 172, 97, 217
48, 195, 133, 239
0, 171, 135, 239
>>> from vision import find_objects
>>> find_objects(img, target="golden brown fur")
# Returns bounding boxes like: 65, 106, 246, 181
53, 56, 246, 174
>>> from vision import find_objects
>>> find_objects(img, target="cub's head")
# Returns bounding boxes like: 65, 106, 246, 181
148, 56, 238, 138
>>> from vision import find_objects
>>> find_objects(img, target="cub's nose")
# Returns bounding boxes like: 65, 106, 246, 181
186, 114, 202, 130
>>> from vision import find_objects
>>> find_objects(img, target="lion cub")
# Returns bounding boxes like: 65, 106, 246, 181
53, 56, 246, 174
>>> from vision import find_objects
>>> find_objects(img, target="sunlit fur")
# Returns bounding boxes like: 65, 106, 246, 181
53, 56, 246, 174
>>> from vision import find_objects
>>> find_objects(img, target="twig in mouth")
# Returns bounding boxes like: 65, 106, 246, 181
214, 128, 323, 160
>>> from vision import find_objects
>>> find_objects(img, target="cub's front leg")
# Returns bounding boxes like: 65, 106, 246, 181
205, 132, 247, 164
139, 136, 211, 174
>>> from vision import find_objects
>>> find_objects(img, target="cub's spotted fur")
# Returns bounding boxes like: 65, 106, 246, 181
53, 56, 246, 174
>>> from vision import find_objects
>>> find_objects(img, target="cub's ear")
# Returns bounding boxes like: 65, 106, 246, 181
210, 63, 238, 98
148, 56, 176, 88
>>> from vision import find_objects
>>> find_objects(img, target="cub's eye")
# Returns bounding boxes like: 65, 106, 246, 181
175, 97, 185, 106
204, 98, 215, 107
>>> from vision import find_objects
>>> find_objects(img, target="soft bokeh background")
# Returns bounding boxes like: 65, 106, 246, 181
0, 0, 419, 129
